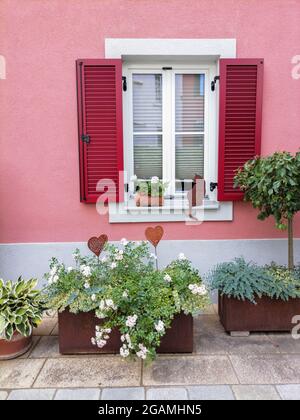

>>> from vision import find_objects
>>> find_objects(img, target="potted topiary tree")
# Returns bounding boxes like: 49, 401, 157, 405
0, 278, 44, 359
234, 151, 300, 269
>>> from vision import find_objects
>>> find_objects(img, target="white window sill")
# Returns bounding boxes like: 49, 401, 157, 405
108, 198, 233, 223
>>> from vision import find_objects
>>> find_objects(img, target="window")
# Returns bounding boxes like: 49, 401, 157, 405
123, 63, 216, 200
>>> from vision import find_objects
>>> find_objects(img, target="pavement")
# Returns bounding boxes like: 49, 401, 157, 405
1, 305, 300, 400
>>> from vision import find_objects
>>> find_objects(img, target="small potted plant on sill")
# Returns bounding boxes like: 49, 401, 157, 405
44, 241, 209, 361
208, 257, 300, 334
133, 176, 168, 207
0, 277, 44, 359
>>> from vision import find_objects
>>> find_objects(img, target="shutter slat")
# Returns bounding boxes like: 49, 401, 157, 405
76, 59, 123, 203
218, 59, 263, 201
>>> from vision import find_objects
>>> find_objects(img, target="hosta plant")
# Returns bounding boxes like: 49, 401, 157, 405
44, 240, 209, 362
0, 278, 44, 340
134, 176, 168, 197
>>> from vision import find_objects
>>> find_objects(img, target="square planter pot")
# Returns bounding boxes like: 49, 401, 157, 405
58, 309, 193, 354
218, 293, 300, 333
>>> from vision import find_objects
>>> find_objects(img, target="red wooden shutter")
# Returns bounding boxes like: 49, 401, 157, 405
218, 58, 263, 201
76, 59, 123, 203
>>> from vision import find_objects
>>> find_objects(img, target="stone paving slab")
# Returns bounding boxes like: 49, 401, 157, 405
101, 387, 145, 400
187, 385, 234, 400
30, 336, 59, 358
0, 391, 8, 400
51, 323, 59, 336
194, 316, 279, 355
0, 359, 45, 389
19, 336, 41, 359
230, 354, 300, 384
276, 384, 300, 400
146, 387, 188, 400
34, 357, 141, 388
267, 333, 300, 354
33, 318, 57, 336
55, 388, 101, 400
232, 385, 280, 400
143, 355, 238, 386
8, 388, 55, 400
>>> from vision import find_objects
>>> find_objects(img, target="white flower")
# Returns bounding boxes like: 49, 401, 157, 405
84, 282, 90, 289
120, 346, 130, 358
105, 299, 114, 308
150, 253, 157, 260
52, 275, 59, 283
136, 344, 148, 359
99, 300, 105, 310
101, 256, 107, 263
136, 351, 147, 359
96, 339, 107, 348
155, 320, 165, 333
111, 262, 117, 269
188, 284, 195, 291
50, 266, 58, 276
48, 278, 53, 285
178, 253, 186, 261
121, 238, 129, 246
115, 254, 123, 261
122, 290, 128, 298
130, 175, 137, 182
67, 266, 74, 273
104, 328, 112, 333
163, 274, 172, 283
121, 334, 125, 342
151, 176, 159, 184
91, 294, 96, 301
198, 284, 207, 295
188, 283, 207, 295
126, 314, 137, 328
118, 249, 124, 255
80, 265, 92, 277
96, 326, 100, 332
91, 337, 96, 346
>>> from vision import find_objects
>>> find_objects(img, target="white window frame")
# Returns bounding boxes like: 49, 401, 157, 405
123, 62, 217, 201
105, 38, 235, 222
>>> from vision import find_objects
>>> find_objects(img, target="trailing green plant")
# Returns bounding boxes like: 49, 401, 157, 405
234, 151, 300, 269
0, 277, 44, 340
264, 262, 300, 301
44, 241, 209, 362
135, 176, 168, 197
208, 257, 300, 303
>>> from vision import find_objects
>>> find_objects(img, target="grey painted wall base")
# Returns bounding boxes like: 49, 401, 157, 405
0, 239, 299, 288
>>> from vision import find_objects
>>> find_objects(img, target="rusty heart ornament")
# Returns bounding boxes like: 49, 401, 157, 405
87, 234, 108, 257
145, 226, 164, 248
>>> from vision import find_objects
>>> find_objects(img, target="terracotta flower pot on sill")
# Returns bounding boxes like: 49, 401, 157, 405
0, 332, 32, 360
135, 192, 164, 207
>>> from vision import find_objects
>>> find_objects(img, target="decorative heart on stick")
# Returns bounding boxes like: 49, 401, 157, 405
87, 234, 108, 257
145, 226, 164, 248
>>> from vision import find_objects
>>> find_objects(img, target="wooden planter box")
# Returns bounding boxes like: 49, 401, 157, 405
219, 293, 300, 333
58, 310, 193, 354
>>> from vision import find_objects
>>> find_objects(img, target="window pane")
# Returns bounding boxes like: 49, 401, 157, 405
175, 74, 205, 132
175, 134, 204, 191
134, 135, 162, 179
133, 74, 162, 132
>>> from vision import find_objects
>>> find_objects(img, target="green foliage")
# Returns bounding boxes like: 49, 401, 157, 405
0, 277, 44, 340
234, 151, 300, 229
135, 177, 168, 197
208, 257, 300, 303
44, 242, 209, 362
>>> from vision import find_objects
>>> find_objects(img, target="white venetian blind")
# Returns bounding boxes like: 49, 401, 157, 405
133, 74, 163, 179
175, 74, 205, 191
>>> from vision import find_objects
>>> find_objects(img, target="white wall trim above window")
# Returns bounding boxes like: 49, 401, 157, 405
105, 38, 236, 60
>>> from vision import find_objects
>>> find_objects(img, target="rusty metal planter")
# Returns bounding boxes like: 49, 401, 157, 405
219, 293, 300, 333
58, 309, 193, 354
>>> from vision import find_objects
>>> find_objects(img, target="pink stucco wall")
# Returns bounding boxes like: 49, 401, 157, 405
0, 0, 299, 243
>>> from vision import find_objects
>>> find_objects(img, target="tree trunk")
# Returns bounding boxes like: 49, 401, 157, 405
288, 217, 294, 270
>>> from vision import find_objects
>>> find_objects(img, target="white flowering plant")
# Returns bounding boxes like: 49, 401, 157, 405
135, 176, 168, 197
44, 241, 209, 362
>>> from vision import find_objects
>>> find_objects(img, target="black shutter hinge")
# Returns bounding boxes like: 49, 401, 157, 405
122, 76, 127, 92
210, 182, 218, 192
211, 76, 220, 91
81, 134, 90, 143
